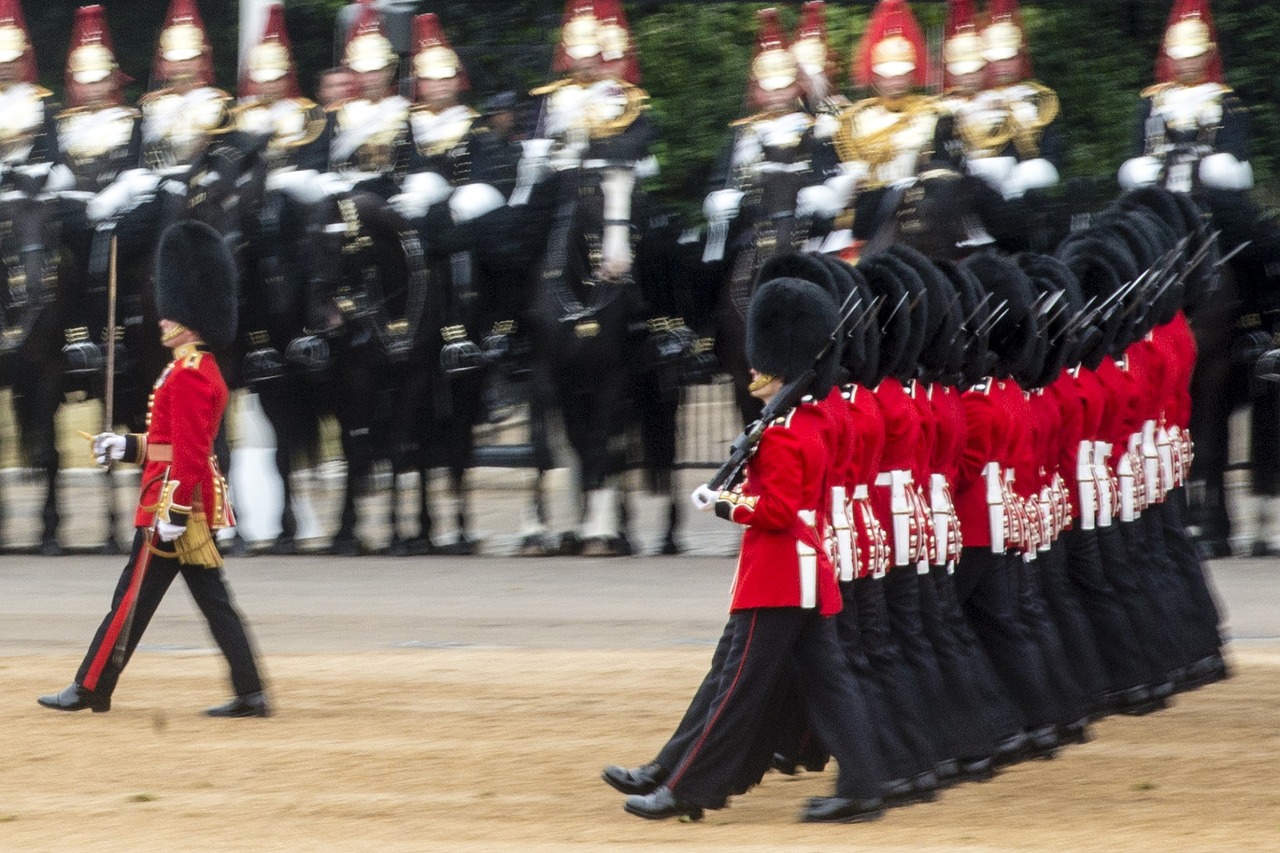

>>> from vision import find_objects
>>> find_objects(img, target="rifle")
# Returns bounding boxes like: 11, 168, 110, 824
692, 292, 862, 508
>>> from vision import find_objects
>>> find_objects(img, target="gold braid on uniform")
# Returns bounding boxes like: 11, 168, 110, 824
148, 512, 223, 568
832, 95, 936, 172
531, 78, 648, 140
957, 108, 1016, 159
1009, 81, 1058, 160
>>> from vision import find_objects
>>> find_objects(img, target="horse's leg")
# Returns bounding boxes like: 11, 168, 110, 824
31, 374, 64, 555
1248, 382, 1280, 555
518, 367, 555, 556
1188, 351, 1239, 558
409, 464, 435, 555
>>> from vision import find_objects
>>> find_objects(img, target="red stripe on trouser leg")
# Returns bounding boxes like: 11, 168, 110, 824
665, 610, 759, 791
82, 553, 147, 691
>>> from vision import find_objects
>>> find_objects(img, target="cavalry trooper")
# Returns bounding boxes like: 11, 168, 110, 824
702, 8, 822, 266
231, 3, 326, 174
933, 0, 988, 167
321, 0, 412, 201
958, 0, 1063, 200
515, 0, 658, 549
829, 0, 939, 261
1119, 0, 1279, 557
55, 5, 140, 376
140, 0, 231, 191
231, 2, 328, 383
38, 220, 268, 719
0, 0, 67, 192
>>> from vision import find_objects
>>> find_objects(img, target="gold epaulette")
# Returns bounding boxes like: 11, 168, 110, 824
530, 78, 575, 97
32, 84, 53, 99
730, 109, 791, 128
1141, 82, 1171, 99
832, 94, 938, 168
55, 104, 141, 121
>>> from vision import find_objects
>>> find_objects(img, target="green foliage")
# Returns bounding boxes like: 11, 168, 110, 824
16, 1, 1280, 209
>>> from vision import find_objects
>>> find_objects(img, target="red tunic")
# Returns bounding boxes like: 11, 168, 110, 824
717, 401, 841, 616
123, 343, 232, 529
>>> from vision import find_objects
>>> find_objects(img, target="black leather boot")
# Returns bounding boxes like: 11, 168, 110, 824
38, 683, 110, 713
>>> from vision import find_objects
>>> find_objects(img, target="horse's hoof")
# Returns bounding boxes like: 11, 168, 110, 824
405, 537, 436, 556
558, 531, 583, 556
658, 537, 682, 556
327, 537, 363, 557
38, 539, 63, 557
517, 533, 553, 557
267, 536, 298, 556
579, 536, 625, 557
437, 537, 476, 556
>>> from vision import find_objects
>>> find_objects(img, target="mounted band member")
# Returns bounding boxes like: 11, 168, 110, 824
0, 0, 66, 194
958, 0, 1062, 200
55, 5, 141, 375
38, 220, 269, 719
321, 0, 411, 201
831, 0, 938, 259
232, 3, 326, 174
703, 8, 823, 265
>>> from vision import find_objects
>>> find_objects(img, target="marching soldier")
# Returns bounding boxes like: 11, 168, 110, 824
38, 221, 268, 718
616, 275, 887, 824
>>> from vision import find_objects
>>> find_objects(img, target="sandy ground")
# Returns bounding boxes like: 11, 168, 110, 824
0, 646, 1275, 853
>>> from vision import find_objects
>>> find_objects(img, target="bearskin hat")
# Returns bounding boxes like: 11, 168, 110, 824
155, 220, 237, 351
962, 250, 1039, 383
936, 259, 985, 385
857, 252, 912, 381
888, 244, 961, 380
746, 277, 840, 391
757, 252, 849, 395
1018, 252, 1083, 386
1056, 233, 1131, 369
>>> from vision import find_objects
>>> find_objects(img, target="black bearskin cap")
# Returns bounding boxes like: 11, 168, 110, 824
890, 244, 961, 379
758, 252, 851, 395
746, 276, 840, 390
155, 220, 238, 351
1018, 253, 1083, 387
962, 250, 1039, 383
857, 252, 912, 381
937, 260, 986, 386
1056, 234, 1128, 370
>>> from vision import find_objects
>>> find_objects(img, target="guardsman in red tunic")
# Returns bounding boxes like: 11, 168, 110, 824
615, 276, 886, 824
38, 221, 268, 718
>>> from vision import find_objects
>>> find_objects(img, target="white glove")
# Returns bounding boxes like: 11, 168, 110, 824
156, 520, 186, 543
92, 433, 126, 467
690, 484, 718, 511
1117, 156, 1161, 189
1199, 152, 1254, 191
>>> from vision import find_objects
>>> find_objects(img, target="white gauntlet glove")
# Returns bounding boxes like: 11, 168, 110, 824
92, 433, 126, 467
156, 520, 187, 543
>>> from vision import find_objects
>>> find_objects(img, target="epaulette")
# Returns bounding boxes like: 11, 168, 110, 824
32, 84, 53, 99
55, 104, 141, 121
173, 342, 206, 370
1140, 83, 1172, 98
530, 78, 575, 97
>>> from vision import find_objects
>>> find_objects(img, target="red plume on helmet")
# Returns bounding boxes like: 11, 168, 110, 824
343, 0, 395, 74
792, 1, 835, 87
0, 0, 37, 84
241, 4, 299, 99
596, 0, 640, 85
748, 8, 798, 109
983, 0, 1032, 80
154, 0, 214, 87
942, 0, 984, 90
552, 0, 600, 77
854, 0, 928, 89
412, 13, 470, 92
66, 5, 129, 106
1155, 0, 1223, 84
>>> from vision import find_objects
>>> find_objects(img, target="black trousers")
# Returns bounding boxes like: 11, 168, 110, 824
1016, 552, 1088, 723
953, 547, 1062, 728
664, 607, 886, 809
1095, 522, 1178, 682
1161, 489, 1224, 657
1060, 525, 1151, 693
852, 574, 940, 772
76, 529, 264, 699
